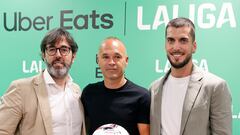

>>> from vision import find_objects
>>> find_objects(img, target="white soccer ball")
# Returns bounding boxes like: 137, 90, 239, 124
92, 123, 129, 135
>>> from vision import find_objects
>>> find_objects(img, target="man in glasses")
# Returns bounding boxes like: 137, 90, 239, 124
0, 28, 86, 135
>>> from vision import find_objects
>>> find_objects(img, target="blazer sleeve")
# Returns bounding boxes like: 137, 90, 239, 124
210, 80, 232, 135
0, 81, 23, 135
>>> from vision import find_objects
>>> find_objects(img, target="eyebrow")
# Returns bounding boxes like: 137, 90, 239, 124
101, 52, 122, 56
166, 37, 175, 40
47, 45, 70, 48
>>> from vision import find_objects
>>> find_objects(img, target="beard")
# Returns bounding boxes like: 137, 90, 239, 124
167, 53, 192, 69
46, 59, 72, 79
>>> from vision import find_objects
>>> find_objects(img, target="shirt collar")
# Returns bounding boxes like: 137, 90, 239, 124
43, 69, 73, 85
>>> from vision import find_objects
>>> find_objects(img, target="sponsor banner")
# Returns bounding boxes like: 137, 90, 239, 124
0, 0, 239, 134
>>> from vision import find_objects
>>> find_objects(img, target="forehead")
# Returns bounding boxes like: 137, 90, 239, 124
47, 37, 70, 47
166, 26, 191, 39
99, 39, 126, 55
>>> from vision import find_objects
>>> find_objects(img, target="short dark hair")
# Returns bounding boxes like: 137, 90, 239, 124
40, 27, 78, 56
165, 17, 195, 42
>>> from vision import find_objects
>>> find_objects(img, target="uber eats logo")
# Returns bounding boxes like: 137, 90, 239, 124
2, 10, 114, 31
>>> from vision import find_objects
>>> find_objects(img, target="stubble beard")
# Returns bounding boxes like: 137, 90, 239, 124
167, 53, 192, 69
46, 60, 72, 79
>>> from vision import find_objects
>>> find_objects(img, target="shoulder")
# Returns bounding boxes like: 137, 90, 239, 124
2, 74, 41, 103
82, 81, 104, 95
150, 77, 163, 87
203, 71, 226, 84
127, 80, 150, 96
7, 74, 41, 92
70, 82, 82, 96
193, 64, 227, 85
81, 81, 104, 102
71, 82, 81, 90
195, 69, 231, 97
11, 74, 38, 86
83, 81, 103, 91
149, 76, 164, 94
126, 80, 150, 107
193, 67, 228, 91
127, 80, 146, 90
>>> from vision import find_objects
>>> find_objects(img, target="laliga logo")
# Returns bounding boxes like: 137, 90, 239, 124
93, 124, 129, 135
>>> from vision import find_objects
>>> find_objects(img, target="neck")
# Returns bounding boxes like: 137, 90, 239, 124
52, 76, 68, 89
104, 77, 127, 89
171, 62, 193, 78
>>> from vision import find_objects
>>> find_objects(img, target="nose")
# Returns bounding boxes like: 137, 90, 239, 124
108, 58, 116, 65
173, 42, 181, 51
55, 49, 62, 57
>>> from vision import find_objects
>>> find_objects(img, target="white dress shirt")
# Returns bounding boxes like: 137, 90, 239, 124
43, 70, 82, 135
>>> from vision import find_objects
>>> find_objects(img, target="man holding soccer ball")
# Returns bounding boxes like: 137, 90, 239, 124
81, 37, 150, 135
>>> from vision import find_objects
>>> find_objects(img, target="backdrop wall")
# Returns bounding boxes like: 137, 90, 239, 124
0, 0, 239, 134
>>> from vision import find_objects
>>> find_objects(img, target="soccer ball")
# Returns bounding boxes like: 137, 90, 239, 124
92, 123, 129, 135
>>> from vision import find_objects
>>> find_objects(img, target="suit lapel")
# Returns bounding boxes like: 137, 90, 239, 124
33, 73, 53, 135
153, 79, 164, 134
180, 65, 204, 135
151, 71, 170, 135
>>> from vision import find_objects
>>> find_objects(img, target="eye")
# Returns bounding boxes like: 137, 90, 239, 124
180, 38, 188, 44
60, 47, 69, 53
167, 38, 175, 44
48, 47, 56, 52
102, 55, 109, 59
114, 55, 122, 59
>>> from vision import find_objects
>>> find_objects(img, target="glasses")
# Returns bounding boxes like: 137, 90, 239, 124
46, 46, 71, 56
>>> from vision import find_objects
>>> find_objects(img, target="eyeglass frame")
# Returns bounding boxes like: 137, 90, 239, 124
45, 46, 72, 56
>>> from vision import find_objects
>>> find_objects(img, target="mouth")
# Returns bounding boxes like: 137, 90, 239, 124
106, 68, 117, 71
52, 60, 65, 68
171, 52, 184, 60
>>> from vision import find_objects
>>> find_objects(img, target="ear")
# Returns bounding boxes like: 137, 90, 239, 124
125, 56, 129, 66
192, 41, 197, 53
72, 53, 76, 62
96, 55, 99, 64
42, 53, 46, 61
